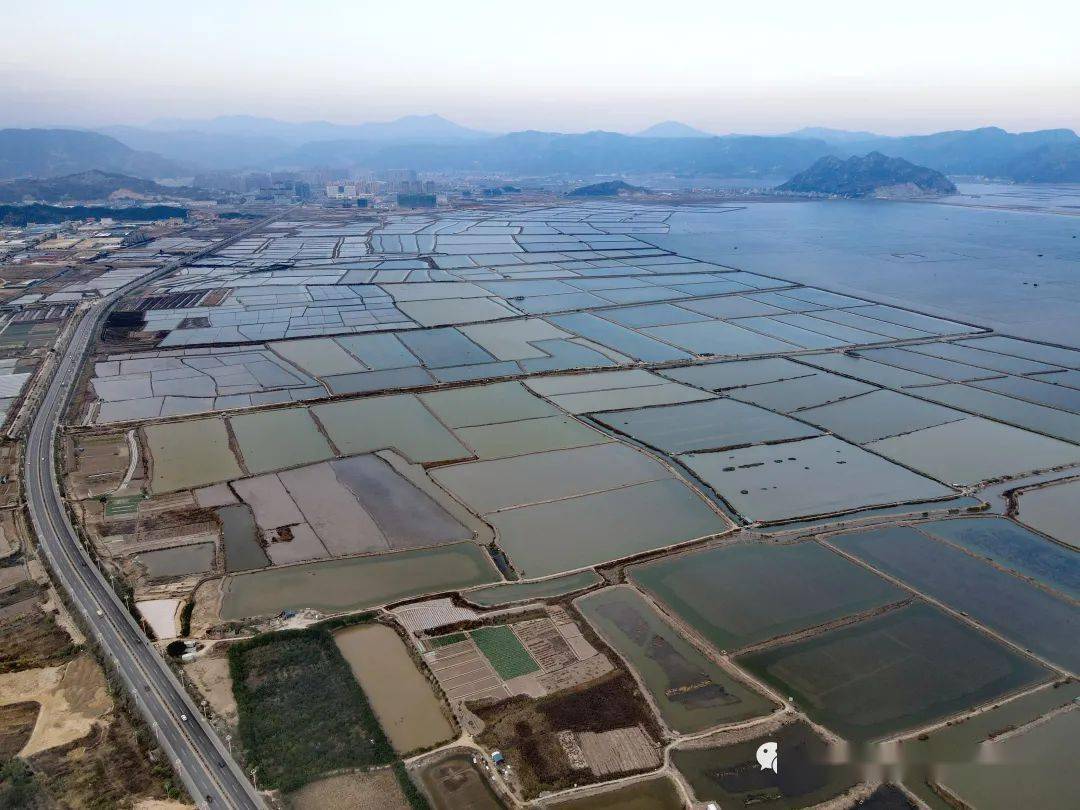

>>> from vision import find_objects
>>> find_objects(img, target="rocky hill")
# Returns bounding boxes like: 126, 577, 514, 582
0, 170, 207, 203
568, 180, 647, 197
778, 152, 957, 198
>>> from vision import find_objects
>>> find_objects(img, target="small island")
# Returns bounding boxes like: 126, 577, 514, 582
778, 152, 957, 198
568, 180, 647, 197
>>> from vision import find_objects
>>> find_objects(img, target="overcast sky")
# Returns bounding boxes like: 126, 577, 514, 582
3, 0, 1078, 134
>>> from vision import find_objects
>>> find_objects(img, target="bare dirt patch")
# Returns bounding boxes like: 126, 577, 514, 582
0, 653, 110, 756
287, 768, 411, 810
185, 650, 237, 728
0, 701, 39, 759
0, 603, 77, 674
28, 707, 182, 808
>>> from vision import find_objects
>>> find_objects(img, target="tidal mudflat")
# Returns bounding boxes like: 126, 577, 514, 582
629, 541, 904, 651
219, 542, 499, 619
577, 586, 775, 731
738, 602, 1050, 742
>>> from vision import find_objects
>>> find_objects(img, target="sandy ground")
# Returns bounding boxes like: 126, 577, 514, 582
134, 799, 196, 810
0, 653, 111, 755
136, 598, 179, 640
287, 768, 411, 810
185, 652, 238, 727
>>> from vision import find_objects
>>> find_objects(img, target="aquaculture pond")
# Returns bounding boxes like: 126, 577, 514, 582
228, 407, 334, 474
738, 602, 1050, 742
671, 720, 859, 809
217, 504, 269, 572
1017, 479, 1080, 550
832, 526, 1080, 671
312, 395, 470, 463
136, 542, 215, 578
144, 417, 241, 493
591, 397, 818, 454
487, 478, 728, 578
899, 681, 1080, 810
219, 542, 500, 619
577, 586, 775, 732
866, 416, 1079, 485
629, 541, 904, 651
937, 707, 1079, 810
682, 435, 953, 522
334, 623, 453, 753
915, 517, 1080, 599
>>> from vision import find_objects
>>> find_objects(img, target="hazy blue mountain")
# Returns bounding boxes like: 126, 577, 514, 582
0, 170, 209, 203
635, 121, 714, 138
0, 129, 184, 180
102, 114, 491, 168
100, 125, 291, 169
786, 126, 881, 143
779, 152, 957, 197
1005, 142, 1080, 183
278, 130, 832, 176
140, 113, 489, 143
843, 127, 1080, 176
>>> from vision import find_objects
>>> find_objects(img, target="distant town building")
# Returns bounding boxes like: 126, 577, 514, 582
326, 182, 361, 199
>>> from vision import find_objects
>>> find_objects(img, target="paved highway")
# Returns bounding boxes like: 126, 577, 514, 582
22, 216, 279, 809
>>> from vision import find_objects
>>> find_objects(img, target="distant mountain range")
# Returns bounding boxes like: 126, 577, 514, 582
0, 128, 184, 180
784, 127, 882, 143
97, 114, 491, 169
635, 121, 714, 138
272, 129, 829, 177
778, 152, 957, 198
3, 121, 1078, 184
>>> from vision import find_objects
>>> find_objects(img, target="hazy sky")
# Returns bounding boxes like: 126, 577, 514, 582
3, 0, 1078, 134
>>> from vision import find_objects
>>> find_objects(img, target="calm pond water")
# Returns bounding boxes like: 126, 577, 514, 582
739, 602, 1049, 742
651, 200, 1080, 346
834, 526, 1080, 671
216, 504, 269, 573
578, 586, 775, 732
219, 542, 499, 619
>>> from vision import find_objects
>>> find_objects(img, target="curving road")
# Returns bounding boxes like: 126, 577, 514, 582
23, 216, 278, 809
